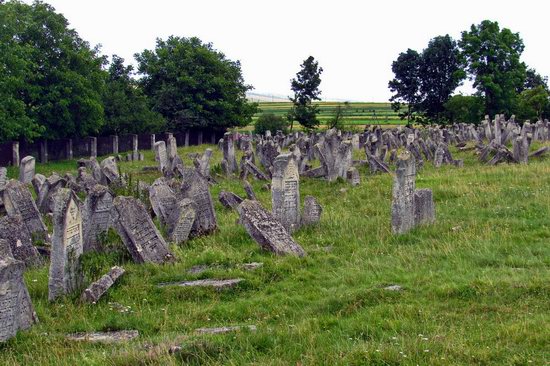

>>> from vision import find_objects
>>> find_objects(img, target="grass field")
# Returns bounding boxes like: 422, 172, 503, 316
254, 101, 404, 128
1, 143, 549, 365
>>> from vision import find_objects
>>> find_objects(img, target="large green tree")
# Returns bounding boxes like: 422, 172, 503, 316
135, 36, 257, 131
288, 56, 323, 130
388, 49, 422, 124
460, 20, 526, 117
0, 0, 106, 142
102, 55, 165, 135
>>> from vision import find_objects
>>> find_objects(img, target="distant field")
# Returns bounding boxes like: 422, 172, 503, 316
253, 101, 404, 127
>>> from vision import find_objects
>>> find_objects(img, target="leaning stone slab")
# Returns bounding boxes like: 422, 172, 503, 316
111, 196, 173, 264
66, 330, 139, 343
0, 215, 42, 268
179, 168, 217, 237
302, 196, 322, 226
18, 156, 35, 184
195, 325, 257, 335
167, 199, 196, 244
218, 191, 243, 209
243, 180, 257, 200
243, 160, 270, 181
158, 278, 243, 289
414, 188, 435, 226
49, 188, 84, 301
82, 185, 114, 253
0, 240, 39, 342
391, 151, 416, 234
81, 266, 125, 304
237, 199, 306, 257
100, 157, 121, 184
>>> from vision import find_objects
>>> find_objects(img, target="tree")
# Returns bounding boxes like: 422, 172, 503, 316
522, 68, 548, 92
0, 0, 105, 141
326, 101, 352, 129
388, 49, 422, 124
419, 35, 465, 121
101, 55, 165, 135
288, 56, 323, 130
135, 36, 257, 131
460, 20, 526, 117
444, 95, 485, 124
517, 86, 549, 121
254, 113, 289, 135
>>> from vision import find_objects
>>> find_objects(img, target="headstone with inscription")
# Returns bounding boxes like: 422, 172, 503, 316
391, 151, 416, 234
301, 196, 322, 226
82, 185, 114, 253
237, 199, 306, 257
0, 239, 38, 342
167, 199, 196, 244
148, 178, 178, 226
0, 215, 41, 268
414, 189, 435, 226
222, 132, 238, 175
48, 188, 84, 301
18, 156, 35, 184
179, 167, 217, 237
271, 153, 301, 233
154, 141, 168, 172
111, 196, 174, 264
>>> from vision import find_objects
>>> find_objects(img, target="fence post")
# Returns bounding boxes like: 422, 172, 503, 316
40, 140, 48, 163
89, 137, 97, 159
184, 131, 189, 147
66, 139, 73, 160
12, 142, 20, 167
197, 131, 203, 145
210, 132, 216, 144
111, 135, 119, 154
150, 134, 155, 150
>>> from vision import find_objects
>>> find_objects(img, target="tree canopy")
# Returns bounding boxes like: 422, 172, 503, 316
288, 56, 323, 130
135, 36, 257, 131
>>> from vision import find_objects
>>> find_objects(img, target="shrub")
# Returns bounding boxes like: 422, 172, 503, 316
254, 113, 289, 135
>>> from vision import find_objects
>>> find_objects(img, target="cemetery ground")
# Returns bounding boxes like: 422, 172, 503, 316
1, 143, 549, 365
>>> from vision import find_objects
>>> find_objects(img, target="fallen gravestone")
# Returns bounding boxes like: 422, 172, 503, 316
100, 157, 121, 185
237, 199, 306, 256
195, 325, 257, 335
49, 188, 84, 301
158, 278, 243, 290
66, 330, 139, 343
111, 196, 174, 264
167, 199, 196, 244
0, 239, 39, 342
218, 191, 243, 209
81, 266, 125, 303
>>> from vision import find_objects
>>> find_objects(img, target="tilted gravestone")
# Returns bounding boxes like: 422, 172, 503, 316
31, 174, 46, 197
18, 156, 35, 184
149, 177, 178, 226
0, 239, 39, 342
100, 157, 121, 185
82, 185, 114, 253
221, 132, 239, 175
243, 180, 257, 200
391, 151, 416, 234
301, 196, 322, 226
314, 129, 353, 181
49, 188, 84, 301
110, 196, 174, 264
237, 199, 306, 257
37, 173, 67, 214
2, 180, 48, 241
167, 199, 196, 244
271, 153, 301, 233
154, 141, 168, 172
0, 215, 42, 268
194, 148, 213, 178
81, 266, 125, 304
179, 167, 217, 237
512, 135, 529, 164
218, 191, 244, 209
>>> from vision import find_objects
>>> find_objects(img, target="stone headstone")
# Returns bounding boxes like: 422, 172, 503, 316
110, 196, 173, 264
31, 173, 46, 197
154, 141, 168, 172
100, 157, 121, 184
0, 240, 38, 342
18, 156, 35, 184
271, 153, 300, 233
302, 196, 322, 226
391, 151, 416, 234
414, 189, 435, 226
0, 167, 7, 190
222, 132, 238, 175
0, 215, 41, 268
243, 180, 257, 200
158, 278, 243, 290
148, 178, 178, 226
82, 185, 114, 253
49, 188, 83, 301
179, 168, 217, 237
2, 180, 48, 241
166, 136, 178, 164
346, 167, 360, 186
314, 129, 353, 181
218, 191, 244, 209
80, 266, 125, 304
167, 198, 196, 244
37, 173, 67, 214
237, 199, 306, 256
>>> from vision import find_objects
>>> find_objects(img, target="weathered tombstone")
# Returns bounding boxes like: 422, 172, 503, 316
2, 180, 48, 241
82, 185, 114, 253
271, 153, 300, 233
512, 135, 529, 164
391, 151, 416, 234
346, 167, 360, 186
315, 129, 353, 181
301, 196, 322, 226
219, 191, 244, 209
149, 178, 178, 226
179, 167, 217, 237
18, 156, 35, 184
237, 199, 306, 256
110, 196, 173, 264
0, 239, 38, 342
49, 188, 83, 301
167, 199, 196, 244
80, 266, 125, 304
166, 136, 178, 164
0, 215, 41, 268
37, 173, 67, 214
222, 132, 238, 175
31, 173, 46, 197
243, 180, 257, 200
0, 167, 7, 189
100, 157, 121, 185
414, 189, 435, 226
154, 141, 168, 172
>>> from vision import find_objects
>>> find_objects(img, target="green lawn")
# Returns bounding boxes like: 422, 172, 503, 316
1, 143, 549, 365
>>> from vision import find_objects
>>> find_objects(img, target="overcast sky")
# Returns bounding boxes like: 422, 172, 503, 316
29, 0, 550, 101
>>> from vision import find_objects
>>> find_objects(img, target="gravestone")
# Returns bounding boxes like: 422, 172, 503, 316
219, 191, 244, 209
414, 189, 435, 226
154, 141, 168, 172
346, 167, 360, 186
18, 156, 35, 184
179, 167, 217, 237
100, 157, 121, 185
167, 199, 196, 244
149, 178, 178, 227
31, 174, 46, 197
302, 196, 322, 226
81, 266, 125, 304
0, 215, 41, 268
82, 185, 114, 253
195, 148, 213, 178
271, 153, 301, 233
0, 167, 7, 189
512, 135, 529, 164
166, 136, 178, 164
314, 129, 353, 181
0, 240, 38, 342
237, 199, 306, 256
37, 173, 67, 214
110, 196, 173, 264
2, 180, 48, 241
49, 188, 83, 301
391, 151, 416, 234
243, 180, 257, 200
222, 132, 238, 175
